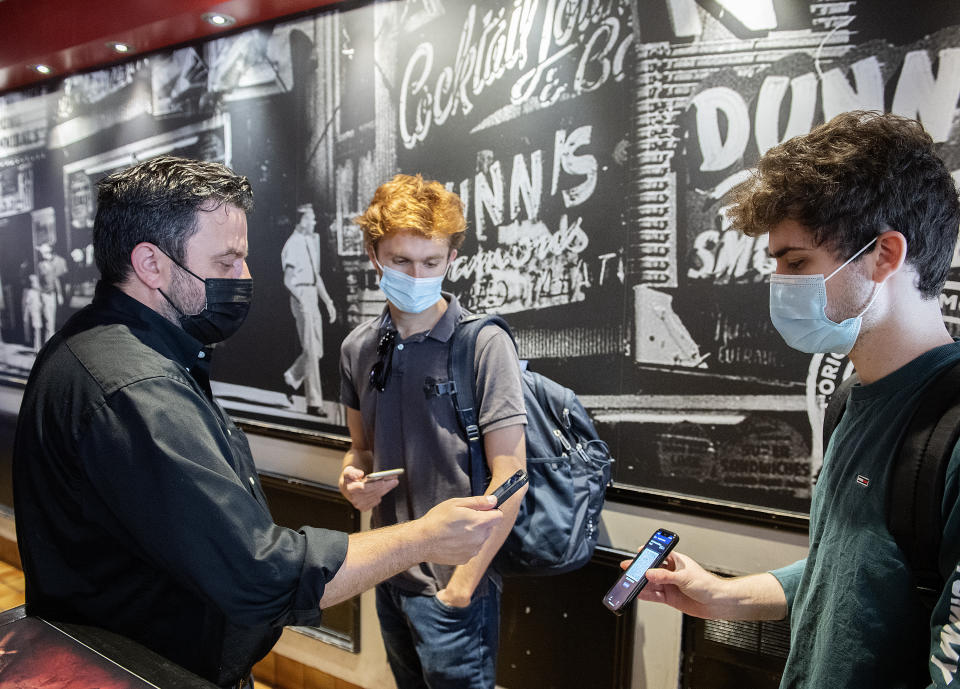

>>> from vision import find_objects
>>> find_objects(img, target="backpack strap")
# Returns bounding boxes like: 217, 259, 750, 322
821, 371, 860, 461
814, 371, 860, 488
888, 357, 960, 609
448, 313, 515, 496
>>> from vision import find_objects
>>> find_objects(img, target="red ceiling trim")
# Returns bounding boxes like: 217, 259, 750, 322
0, 0, 347, 94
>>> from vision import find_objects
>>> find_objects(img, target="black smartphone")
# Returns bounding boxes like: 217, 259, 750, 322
603, 528, 679, 615
491, 470, 528, 505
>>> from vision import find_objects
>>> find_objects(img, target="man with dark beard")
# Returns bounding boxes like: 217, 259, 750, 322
13, 155, 504, 689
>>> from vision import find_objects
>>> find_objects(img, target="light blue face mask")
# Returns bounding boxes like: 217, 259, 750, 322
769, 237, 882, 355
374, 258, 446, 314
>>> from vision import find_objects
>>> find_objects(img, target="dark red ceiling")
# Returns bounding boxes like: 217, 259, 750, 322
0, 0, 343, 93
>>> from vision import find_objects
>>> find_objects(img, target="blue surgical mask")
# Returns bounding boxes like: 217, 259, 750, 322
769, 237, 882, 355
374, 258, 445, 314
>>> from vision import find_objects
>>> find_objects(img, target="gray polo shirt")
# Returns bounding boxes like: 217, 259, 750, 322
340, 293, 526, 594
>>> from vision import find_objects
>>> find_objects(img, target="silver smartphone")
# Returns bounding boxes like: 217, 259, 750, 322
363, 468, 405, 482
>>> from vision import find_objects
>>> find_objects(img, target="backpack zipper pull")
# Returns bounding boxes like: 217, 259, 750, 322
575, 442, 589, 463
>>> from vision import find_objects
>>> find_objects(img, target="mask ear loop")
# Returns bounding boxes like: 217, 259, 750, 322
854, 280, 885, 318
156, 246, 211, 309
824, 236, 878, 282
824, 236, 885, 319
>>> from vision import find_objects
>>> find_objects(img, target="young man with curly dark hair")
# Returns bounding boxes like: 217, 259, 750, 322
633, 112, 960, 688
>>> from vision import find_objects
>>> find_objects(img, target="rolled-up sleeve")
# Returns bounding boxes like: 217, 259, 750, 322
286, 527, 349, 625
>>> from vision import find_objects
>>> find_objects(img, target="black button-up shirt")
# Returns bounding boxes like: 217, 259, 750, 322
14, 282, 348, 687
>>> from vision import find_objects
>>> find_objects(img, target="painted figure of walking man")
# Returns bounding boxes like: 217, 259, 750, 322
281, 203, 336, 417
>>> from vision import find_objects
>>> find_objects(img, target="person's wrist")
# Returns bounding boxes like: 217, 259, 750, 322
402, 515, 431, 557
438, 586, 472, 607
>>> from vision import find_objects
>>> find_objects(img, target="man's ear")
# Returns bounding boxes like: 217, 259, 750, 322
130, 243, 167, 289
872, 229, 907, 282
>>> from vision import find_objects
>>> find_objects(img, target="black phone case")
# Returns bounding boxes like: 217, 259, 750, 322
492, 469, 528, 505
604, 530, 678, 614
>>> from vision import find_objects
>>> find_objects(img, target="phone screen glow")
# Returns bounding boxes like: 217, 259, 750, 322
623, 546, 662, 582
604, 529, 677, 613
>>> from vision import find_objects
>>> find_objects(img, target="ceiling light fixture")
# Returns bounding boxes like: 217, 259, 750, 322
33, 64, 52, 75
110, 42, 133, 53
202, 12, 236, 27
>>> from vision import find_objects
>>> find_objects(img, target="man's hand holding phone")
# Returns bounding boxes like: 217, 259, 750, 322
416, 495, 504, 565
604, 528, 679, 614
624, 549, 718, 615
364, 468, 405, 482
339, 466, 402, 512
615, 547, 789, 622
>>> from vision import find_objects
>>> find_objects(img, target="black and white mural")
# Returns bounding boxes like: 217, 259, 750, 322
620, 0, 960, 512
1, 0, 960, 515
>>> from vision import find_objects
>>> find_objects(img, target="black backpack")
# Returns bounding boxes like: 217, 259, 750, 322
446, 313, 613, 577
822, 358, 960, 609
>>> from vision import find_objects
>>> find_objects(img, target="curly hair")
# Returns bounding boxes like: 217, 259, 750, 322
354, 173, 466, 252
94, 155, 254, 285
727, 111, 960, 298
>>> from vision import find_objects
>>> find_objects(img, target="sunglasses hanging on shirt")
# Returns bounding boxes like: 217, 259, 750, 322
370, 330, 397, 391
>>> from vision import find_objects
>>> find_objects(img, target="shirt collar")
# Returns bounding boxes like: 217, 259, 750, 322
92, 281, 212, 370
427, 292, 462, 342
377, 292, 462, 343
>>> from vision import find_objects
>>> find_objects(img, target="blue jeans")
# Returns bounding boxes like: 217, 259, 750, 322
375, 578, 501, 689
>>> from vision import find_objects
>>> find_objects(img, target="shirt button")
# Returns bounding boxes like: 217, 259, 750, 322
198, 351, 206, 359
397, 343, 404, 351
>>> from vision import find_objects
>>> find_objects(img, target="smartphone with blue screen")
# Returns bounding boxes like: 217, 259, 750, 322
603, 528, 679, 614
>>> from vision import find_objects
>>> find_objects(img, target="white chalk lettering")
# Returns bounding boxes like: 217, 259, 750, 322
510, 150, 543, 223
449, 215, 590, 311
399, 0, 630, 149
691, 87, 751, 172
475, 159, 505, 239
666, 0, 777, 38
754, 73, 817, 156
891, 48, 960, 143
466, 127, 597, 238
691, 49, 960, 175
687, 229, 772, 282
553, 125, 597, 207
821, 56, 884, 121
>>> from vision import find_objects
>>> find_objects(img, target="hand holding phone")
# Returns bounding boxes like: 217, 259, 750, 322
491, 470, 527, 506
603, 528, 679, 614
363, 468, 405, 483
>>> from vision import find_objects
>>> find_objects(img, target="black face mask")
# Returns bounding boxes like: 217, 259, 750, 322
159, 252, 253, 345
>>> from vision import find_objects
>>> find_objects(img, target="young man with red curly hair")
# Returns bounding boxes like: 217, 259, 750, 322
338, 173, 527, 689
